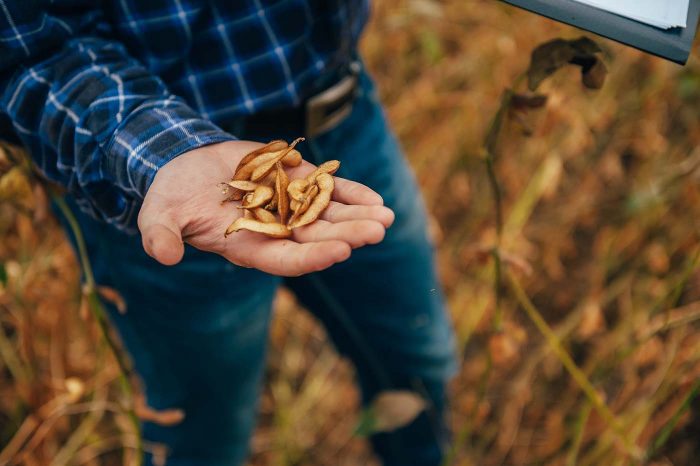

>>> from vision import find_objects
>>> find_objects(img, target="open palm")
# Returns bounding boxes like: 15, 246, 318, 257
137, 140, 394, 276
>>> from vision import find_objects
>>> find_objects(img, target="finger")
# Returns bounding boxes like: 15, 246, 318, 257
231, 238, 351, 276
332, 177, 384, 206
293, 219, 386, 249
320, 201, 395, 228
139, 221, 185, 266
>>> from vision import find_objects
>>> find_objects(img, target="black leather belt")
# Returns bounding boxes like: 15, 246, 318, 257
234, 61, 361, 139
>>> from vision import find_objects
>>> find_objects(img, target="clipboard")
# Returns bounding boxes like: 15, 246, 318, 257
500, 0, 700, 64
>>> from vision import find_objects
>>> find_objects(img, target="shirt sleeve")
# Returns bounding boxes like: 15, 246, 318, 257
0, 1, 236, 232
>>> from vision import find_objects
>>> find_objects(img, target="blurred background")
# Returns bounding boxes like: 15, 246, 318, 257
3, 0, 700, 465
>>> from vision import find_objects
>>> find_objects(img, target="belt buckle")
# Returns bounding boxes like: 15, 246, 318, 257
305, 61, 360, 138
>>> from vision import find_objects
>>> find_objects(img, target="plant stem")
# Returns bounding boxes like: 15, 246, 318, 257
507, 270, 642, 461
566, 401, 592, 466
646, 377, 700, 460
52, 196, 95, 289
51, 194, 143, 466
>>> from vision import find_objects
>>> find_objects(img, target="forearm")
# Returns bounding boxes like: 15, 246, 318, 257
0, 2, 234, 231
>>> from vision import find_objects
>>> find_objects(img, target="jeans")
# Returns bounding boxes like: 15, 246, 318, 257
57, 63, 458, 466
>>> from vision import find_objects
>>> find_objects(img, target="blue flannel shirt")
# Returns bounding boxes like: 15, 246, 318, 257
0, 0, 368, 232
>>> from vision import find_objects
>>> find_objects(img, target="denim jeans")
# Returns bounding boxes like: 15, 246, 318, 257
57, 63, 458, 466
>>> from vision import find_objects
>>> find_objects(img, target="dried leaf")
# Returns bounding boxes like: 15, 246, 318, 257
135, 395, 185, 426
510, 93, 548, 111
96, 285, 127, 314
488, 329, 524, 367
646, 242, 670, 274
528, 39, 576, 91
527, 36, 606, 91
355, 390, 427, 435
150, 444, 169, 466
500, 251, 533, 276
577, 299, 605, 340
0, 167, 32, 203
64, 377, 84, 403
31, 184, 49, 223
0, 144, 11, 174
582, 58, 607, 89
633, 336, 664, 368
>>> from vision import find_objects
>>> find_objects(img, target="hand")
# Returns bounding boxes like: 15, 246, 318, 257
137, 140, 395, 276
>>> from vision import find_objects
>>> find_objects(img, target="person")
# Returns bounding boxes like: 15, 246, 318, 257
0, 1, 458, 465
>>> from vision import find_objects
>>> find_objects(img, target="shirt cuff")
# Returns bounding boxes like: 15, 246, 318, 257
103, 98, 236, 199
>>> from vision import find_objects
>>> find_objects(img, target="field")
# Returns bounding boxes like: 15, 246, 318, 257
3, 1, 700, 465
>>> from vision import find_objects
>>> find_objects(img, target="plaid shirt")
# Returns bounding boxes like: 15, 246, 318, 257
0, 0, 368, 231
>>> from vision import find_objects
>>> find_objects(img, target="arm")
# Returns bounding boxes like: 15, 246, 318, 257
1, 1, 395, 276
0, 0, 234, 230
138, 140, 395, 275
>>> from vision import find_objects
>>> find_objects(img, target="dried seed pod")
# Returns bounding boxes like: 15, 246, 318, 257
219, 182, 245, 203
239, 140, 288, 167
226, 152, 282, 201
218, 182, 231, 194
240, 185, 273, 209
304, 160, 340, 184
275, 161, 290, 224
250, 138, 304, 181
298, 185, 319, 215
288, 173, 333, 229
237, 142, 300, 174
225, 217, 292, 238
260, 170, 277, 187
226, 180, 260, 191
281, 149, 302, 167
287, 178, 310, 202
233, 150, 284, 180
266, 196, 278, 211
221, 138, 335, 238
287, 184, 319, 226
222, 192, 244, 203
252, 207, 277, 223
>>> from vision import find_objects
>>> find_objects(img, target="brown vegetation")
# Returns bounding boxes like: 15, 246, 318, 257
3, 1, 700, 465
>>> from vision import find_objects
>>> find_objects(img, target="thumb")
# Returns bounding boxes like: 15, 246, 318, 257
139, 216, 185, 266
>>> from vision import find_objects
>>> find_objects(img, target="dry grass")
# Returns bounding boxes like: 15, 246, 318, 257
4, 0, 700, 465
